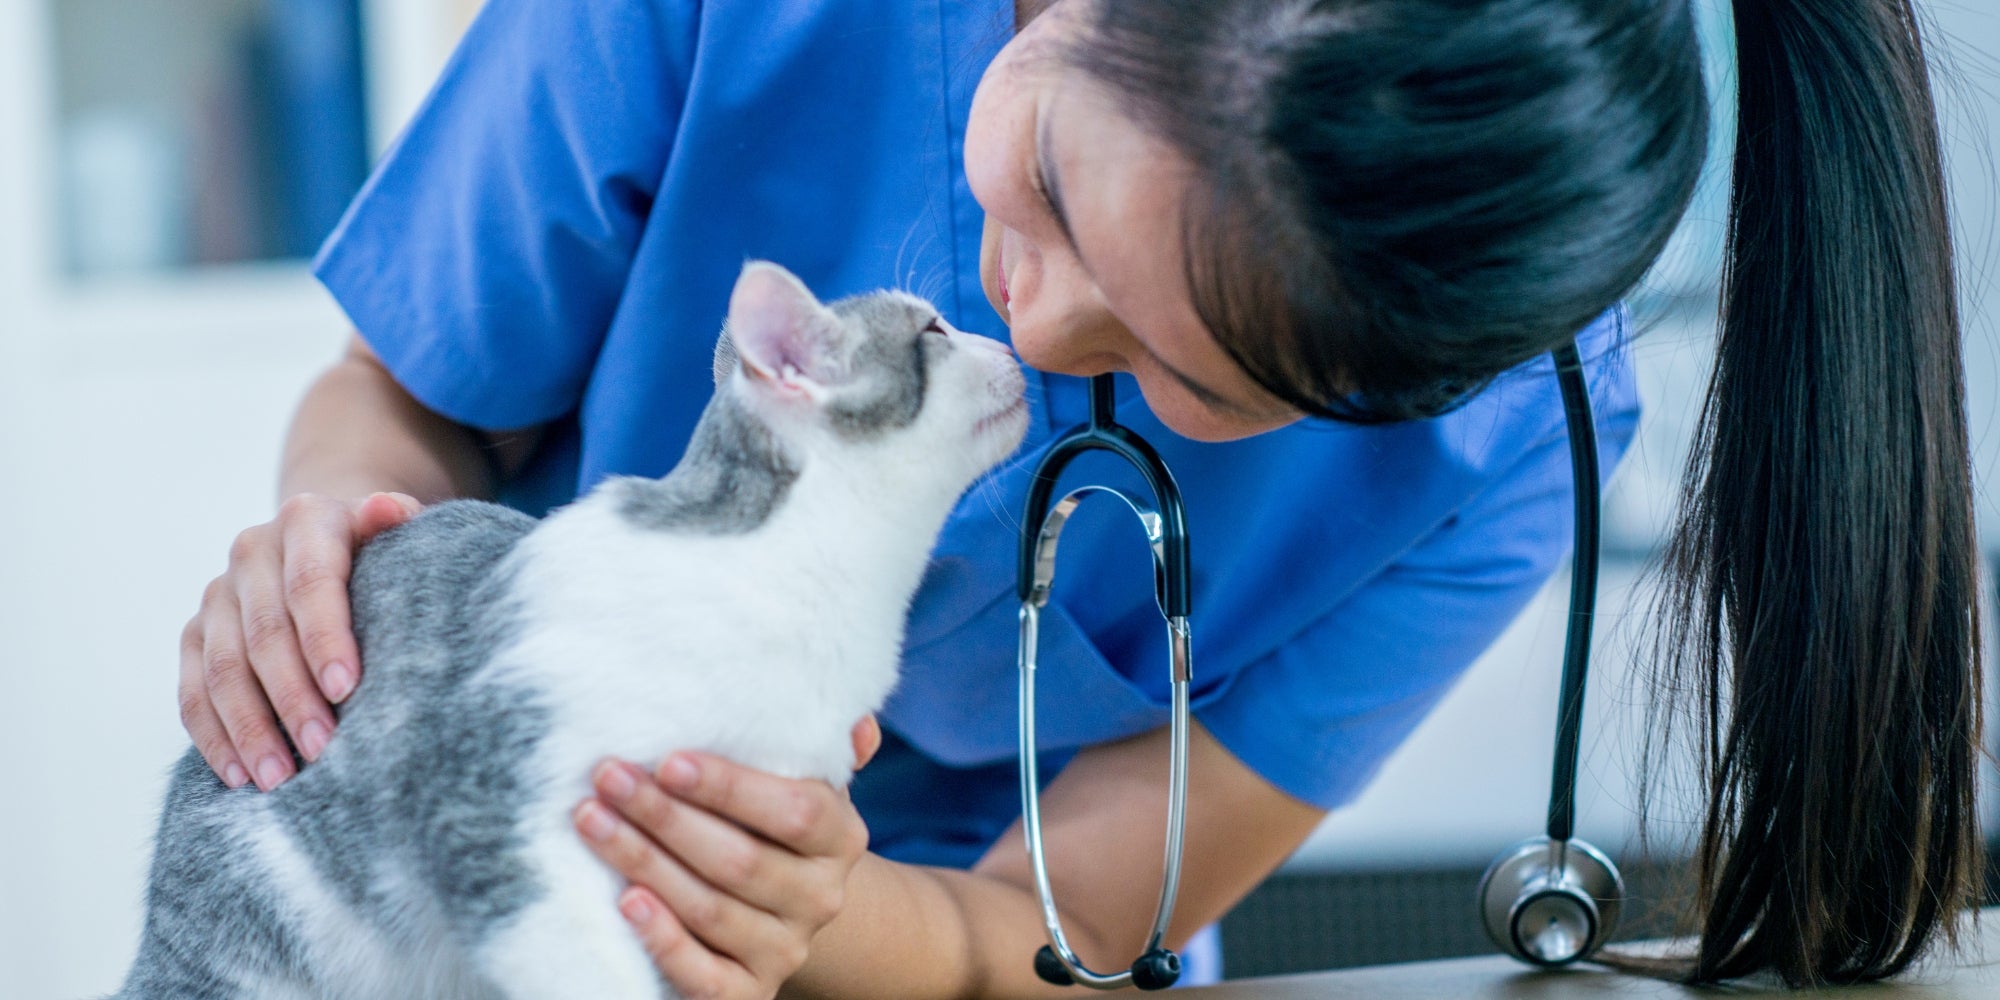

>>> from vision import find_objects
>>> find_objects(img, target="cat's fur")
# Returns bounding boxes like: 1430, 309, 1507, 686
112, 262, 1030, 1000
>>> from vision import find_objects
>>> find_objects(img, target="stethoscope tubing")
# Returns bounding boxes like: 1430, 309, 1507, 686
1019, 349, 1612, 982
1016, 375, 1191, 617
1017, 374, 1194, 990
1545, 342, 1599, 843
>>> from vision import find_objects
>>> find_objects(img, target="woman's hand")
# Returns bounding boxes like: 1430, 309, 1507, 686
576, 717, 883, 1000
179, 491, 422, 790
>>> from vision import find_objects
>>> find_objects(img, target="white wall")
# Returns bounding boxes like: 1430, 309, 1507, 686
1, 3, 1996, 998
0, 3, 459, 996
0, 299, 347, 998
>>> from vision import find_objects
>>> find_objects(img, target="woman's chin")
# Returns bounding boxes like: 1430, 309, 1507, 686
1009, 333, 1116, 381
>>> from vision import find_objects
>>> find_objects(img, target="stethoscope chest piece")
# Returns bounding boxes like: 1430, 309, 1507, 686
1477, 836, 1624, 966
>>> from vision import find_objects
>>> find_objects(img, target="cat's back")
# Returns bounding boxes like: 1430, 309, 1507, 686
266, 498, 543, 900
115, 505, 542, 1000
349, 499, 538, 666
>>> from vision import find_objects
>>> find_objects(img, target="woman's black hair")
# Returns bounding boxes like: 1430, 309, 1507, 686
1067, 0, 1982, 985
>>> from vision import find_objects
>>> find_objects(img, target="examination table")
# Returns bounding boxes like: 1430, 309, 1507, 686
1181, 907, 2000, 998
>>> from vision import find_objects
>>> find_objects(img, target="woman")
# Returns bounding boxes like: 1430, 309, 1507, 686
176, 0, 1981, 995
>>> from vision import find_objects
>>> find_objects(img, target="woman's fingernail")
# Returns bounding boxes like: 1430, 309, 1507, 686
597, 761, 639, 801
299, 720, 331, 761
621, 892, 653, 925
322, 663, 355, 703
576, 801, 618, 842
661, 756, 698, 792
256, 756, 290, 790
223, 763, 252, 789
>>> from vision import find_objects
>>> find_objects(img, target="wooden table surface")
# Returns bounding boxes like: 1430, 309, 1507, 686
1181, 909, 2000, 998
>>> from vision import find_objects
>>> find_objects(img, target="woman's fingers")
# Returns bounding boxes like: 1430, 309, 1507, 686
236, 526, 336, 768
277, 496, 365, 704
851, 715, 882, 770
575, 793, 801, 985
178, 612, 249, 788
588, 760, 830, 922
656, 752, 866, 862
176, 492, 420, 789
614, 886, 761, 1000
352, 491, 423, 537
199, 578, 294, 790
581, 750, 870, 994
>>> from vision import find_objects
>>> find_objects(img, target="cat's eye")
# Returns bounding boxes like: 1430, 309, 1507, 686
922, 318, 949, 339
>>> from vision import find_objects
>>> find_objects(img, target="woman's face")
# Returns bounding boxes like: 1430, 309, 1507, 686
964, 2, 1301, 442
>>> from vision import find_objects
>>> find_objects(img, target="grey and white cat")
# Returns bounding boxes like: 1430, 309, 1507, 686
112, 262, 1030, 999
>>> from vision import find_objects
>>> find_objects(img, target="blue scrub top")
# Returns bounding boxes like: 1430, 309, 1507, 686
316, 0, 1638, 872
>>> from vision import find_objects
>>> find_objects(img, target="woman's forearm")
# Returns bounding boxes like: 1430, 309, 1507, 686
778, 723, 1327, 1000
783, 854, 1100, 1000
278, 335, 499, 504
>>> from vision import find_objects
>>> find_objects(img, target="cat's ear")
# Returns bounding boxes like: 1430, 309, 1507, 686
725, 262, 847, 399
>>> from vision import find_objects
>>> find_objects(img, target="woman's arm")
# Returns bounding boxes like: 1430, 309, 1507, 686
584, 719, 1325, 1000
179, 334, 544, 790
278, 333, 512, 504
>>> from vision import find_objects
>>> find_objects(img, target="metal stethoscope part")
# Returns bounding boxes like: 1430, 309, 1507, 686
1479, 837, 1624, 966
1017, 374, 1191, 991
1015, 342, 1621, 987
1476, 340, 1626, 967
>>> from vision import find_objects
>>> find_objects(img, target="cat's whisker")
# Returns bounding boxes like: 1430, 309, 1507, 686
891, 220, 934, 296
967, 463, 1024, 535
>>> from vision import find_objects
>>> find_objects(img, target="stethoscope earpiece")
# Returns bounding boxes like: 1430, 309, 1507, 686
1032, 945, 1182, 990
1034, 945, 1075, 986
1477, 836, 1624, 966
1130, 947, 1183, 990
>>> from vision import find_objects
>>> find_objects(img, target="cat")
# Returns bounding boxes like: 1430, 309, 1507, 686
111, 261, 1031, 999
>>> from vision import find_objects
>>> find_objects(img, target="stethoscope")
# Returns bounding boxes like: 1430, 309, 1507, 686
1015, 341, 1621, 990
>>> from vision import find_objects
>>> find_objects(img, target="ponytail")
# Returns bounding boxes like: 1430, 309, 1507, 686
1653, 0, 1981, 984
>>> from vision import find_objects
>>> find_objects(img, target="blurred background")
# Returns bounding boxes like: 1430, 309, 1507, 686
0, 1, 1995, 996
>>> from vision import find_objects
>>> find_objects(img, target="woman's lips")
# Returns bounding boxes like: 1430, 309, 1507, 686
998, 254, 1011, 306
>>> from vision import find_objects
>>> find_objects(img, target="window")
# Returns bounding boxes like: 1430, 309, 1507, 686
49, 0, 370, 277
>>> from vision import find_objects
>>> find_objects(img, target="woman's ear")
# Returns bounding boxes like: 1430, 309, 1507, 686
725, 261, 848, 398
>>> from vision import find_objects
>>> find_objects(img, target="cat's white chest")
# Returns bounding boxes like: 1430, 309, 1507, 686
492, 497, 901, 793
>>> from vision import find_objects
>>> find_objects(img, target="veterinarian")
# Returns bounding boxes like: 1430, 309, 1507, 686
175, 0, 1981, 995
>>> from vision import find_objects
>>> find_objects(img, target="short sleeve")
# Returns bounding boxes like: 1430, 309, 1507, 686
313, 0, 698, 429
1195, 403, 1618, 809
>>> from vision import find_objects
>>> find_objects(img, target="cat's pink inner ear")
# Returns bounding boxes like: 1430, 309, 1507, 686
727, 262, 842, 390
